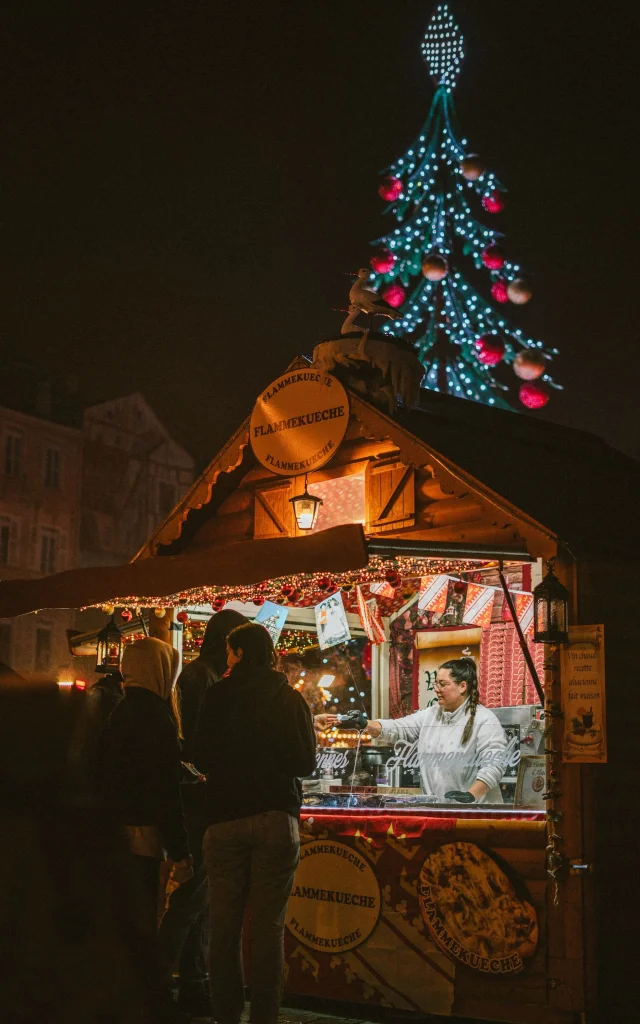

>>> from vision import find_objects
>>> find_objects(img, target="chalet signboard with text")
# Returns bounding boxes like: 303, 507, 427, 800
250, 370, 349, 475
561, 624, 607, 763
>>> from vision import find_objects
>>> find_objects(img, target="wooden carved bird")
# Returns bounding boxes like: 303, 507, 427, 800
348, 268, 402, 320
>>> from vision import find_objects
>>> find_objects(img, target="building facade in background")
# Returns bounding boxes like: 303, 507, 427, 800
80, 394, 194, 565
0, 368, 193, 678
0, 398, 82, 677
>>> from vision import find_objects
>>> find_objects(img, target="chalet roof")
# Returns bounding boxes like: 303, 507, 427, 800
146, 371, 639, 563
402, 389, 640, 561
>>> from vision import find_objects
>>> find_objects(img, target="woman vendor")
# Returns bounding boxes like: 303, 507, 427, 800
317, 657, 506, 804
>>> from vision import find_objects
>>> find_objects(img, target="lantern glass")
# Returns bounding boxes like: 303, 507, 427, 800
533, 565, 569, 644
96, 616, 123, 673
290, 479, 323, 531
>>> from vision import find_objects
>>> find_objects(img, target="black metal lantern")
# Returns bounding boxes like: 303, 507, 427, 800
95, 616, 123, 674
290, 475, 323, 531
533, 561, 569, 644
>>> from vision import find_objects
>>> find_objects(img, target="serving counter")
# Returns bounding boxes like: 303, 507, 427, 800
282, 807, 555, 1023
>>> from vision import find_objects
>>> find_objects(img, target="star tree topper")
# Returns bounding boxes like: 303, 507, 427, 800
420, 3, 465, 90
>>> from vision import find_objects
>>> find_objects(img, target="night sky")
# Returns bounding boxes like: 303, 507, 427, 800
2, 1, 638, 466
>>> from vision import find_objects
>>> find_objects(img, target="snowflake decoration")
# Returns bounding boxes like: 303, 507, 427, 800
420, 3, 465, 90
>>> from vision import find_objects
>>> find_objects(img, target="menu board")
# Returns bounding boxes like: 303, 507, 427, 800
560, 624, 607, 763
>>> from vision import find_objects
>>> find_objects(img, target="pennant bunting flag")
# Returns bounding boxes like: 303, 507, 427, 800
501, 589, 535, 635
418, 575, 450, 615
369, 581, 395, 599
463, 582, 496, 627
356, 586, 387, 644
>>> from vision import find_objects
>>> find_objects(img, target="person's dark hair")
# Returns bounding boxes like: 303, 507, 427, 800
439, 656, 480, 745
227, 622, 275, 670
200, 609, 248, 679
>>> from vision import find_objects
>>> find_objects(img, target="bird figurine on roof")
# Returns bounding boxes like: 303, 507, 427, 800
349, 268, 402, 320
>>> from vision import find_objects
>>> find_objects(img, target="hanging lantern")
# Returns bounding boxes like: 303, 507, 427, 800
533, 562, 569, 644
95, 616, 123, 674
290, 475, 323, 531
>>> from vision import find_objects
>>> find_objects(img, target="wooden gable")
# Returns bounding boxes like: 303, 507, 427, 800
365, 460, 415, 534
254, 480, 294, 539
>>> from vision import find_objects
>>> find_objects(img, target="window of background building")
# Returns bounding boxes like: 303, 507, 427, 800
158, 481, 176, 516
0, 623, 12, 664
0, 518, 17, 567
4, 434, 23, 476
44, 447, 60, 488
0, 523, 9, 565
35, 627, 52, 671
40, 530, 58, 574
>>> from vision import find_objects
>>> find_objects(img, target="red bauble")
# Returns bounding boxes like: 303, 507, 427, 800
385, 569, 401, 587
453, 580, 466, 593
211, 598, 225, 612
120, 608, 133, 623
378, 176, 402, 202
381, 283, 405, 308
519, 382, 549, 409
253, 595, 265, 606
280, 584, 295, 598
475, 334, 505, 366
482, 190, 505, 214
176, 610, 189, 624
317, 577, 332, 591
370, 252, 395, 274
491, 280, 509, 304
481, 245, 505, 270
513, 350, 545, 381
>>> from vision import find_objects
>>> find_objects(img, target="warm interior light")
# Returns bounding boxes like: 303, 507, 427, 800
290, 474, 323, 531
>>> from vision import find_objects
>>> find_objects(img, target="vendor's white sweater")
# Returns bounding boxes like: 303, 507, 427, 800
378, 699, 506, 804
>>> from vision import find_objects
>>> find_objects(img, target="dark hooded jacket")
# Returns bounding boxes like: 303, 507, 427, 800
177, 609, 247, 763
193, 662, 316, 825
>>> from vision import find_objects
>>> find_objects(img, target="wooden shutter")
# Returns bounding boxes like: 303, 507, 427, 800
254, 481, 294, 539
366, 461, 415, 534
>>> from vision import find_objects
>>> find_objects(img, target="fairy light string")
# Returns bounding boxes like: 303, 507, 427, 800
94, 554, 482, 611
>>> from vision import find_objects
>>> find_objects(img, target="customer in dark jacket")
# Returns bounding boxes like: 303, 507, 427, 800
98, 637, 192, 929
158, 608, 247, 1017
177, 609, 248, 763
194, 622, 316, 1024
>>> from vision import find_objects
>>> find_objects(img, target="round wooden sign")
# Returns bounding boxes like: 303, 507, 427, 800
250, 370, 349, 476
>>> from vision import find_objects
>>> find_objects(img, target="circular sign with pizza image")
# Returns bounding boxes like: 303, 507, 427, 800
417, 842, 538, 974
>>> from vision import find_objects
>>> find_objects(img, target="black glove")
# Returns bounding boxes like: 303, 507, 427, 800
336, 710, 368, 731
445, 790, 476, 804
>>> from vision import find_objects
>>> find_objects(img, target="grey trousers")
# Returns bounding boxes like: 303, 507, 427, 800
203, 811, 300, 1024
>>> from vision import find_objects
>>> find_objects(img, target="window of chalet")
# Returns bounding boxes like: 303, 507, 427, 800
254, 462, 415, 539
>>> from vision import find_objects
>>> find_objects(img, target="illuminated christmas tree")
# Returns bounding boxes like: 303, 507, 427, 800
369, 3, 561, 410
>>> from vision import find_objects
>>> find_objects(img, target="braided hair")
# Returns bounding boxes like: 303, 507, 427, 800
439, 656, 480, 745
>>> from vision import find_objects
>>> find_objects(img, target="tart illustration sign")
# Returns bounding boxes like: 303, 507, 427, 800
417, 842, 538, 974
286, 840, 381, 953
250, 371, 349, 476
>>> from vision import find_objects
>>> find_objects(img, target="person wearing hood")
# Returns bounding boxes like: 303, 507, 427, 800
177, 609, 248, 764
194, 622, 316, 1024
158, 608, 247, 1019
98, 637, 193, 927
